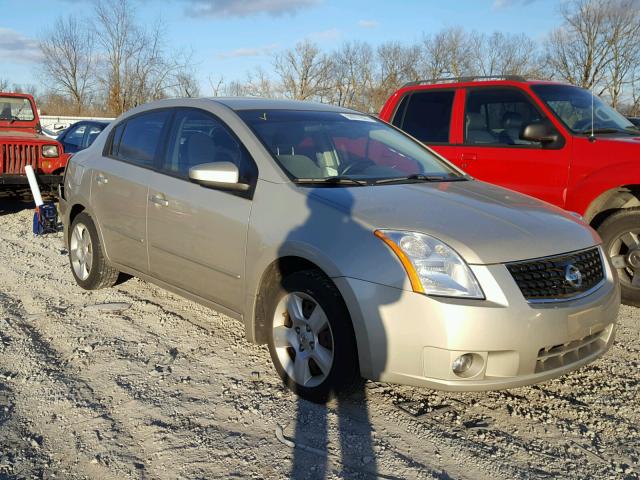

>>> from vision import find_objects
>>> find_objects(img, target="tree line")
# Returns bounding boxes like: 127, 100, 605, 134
3, 0, 639, 117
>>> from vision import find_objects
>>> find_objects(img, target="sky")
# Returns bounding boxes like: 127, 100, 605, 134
0, 0, 562, 95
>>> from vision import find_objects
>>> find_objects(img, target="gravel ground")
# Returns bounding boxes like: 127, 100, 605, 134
0, 196, 638, 479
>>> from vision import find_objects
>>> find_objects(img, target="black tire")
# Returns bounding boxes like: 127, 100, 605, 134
68, 212, 120, 290
598, 207, 640, 306
266, 270, 360, 403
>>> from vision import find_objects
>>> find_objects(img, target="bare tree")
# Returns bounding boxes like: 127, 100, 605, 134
39, 16, 95, 114
330, 41, 374, 111
470, 32, 545, 78
370, 41, 420, 110
545, 0, 616, 90
273, 41, 332, 101
603, 0, 640, 107
208, 74, 225, 96
94, 0, 197, 114
0, 78, 10, 91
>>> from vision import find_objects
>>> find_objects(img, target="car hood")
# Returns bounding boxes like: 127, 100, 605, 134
0, 130, 57, 143
308, 180, 600, 265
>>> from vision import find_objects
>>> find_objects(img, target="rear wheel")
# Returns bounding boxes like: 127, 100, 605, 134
69, 212, 119, 290
267, 270, 360, 403
598, 208, 640, 306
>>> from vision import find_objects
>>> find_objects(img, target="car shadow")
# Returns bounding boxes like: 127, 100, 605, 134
0, 189, 34, 216
277, 188, 404, 479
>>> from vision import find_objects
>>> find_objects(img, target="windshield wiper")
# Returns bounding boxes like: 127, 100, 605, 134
580, 127, 625, 135
374, 173, 466, 185
9, 103, 27, 124
294, 176, 369, 186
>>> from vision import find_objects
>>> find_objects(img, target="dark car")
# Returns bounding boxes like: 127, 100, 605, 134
57, 120, 109, 154
628, 117, 640, 128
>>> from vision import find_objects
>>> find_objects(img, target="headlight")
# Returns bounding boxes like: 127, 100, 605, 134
42, 145, 59, 158
375, 230, 484, 299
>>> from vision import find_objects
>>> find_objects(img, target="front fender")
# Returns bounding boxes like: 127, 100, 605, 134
567, 161, 640, 216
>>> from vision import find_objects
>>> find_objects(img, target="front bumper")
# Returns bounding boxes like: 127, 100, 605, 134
0, 174, 63, 186
335, 256, 620, 391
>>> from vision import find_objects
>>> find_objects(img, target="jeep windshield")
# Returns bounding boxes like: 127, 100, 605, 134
0, 96, 35, 122
238, 110, 464, 185
532, 84, 637, 135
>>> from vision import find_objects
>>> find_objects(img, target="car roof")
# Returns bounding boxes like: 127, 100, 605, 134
205, 97, 354, 113
398, 78, 573, 92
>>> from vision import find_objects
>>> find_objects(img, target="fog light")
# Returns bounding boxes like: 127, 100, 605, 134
452, 353, 474, 374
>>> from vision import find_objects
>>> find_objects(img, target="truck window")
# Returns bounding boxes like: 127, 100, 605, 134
393, 91, 454, 144
464, 88, 543, 146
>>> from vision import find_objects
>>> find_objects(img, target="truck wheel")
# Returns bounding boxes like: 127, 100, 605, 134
267, 270, 360, 403
69, 212, 119, 290
598, 208, 640, 306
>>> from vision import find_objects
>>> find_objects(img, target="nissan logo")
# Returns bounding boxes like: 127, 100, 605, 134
564, 264, 583, 289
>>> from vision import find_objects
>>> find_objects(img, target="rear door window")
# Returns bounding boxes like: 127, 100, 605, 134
111, 110, 171, 167
392, 91, 454, 144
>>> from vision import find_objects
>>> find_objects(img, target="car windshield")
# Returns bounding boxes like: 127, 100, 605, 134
531, 84, 637, 135
0, 96, 35, 122
237, 110, 463, 184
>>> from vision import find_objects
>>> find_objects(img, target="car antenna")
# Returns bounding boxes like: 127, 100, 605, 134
589, 82, 596, 142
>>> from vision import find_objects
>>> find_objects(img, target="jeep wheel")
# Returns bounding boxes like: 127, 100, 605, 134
69, 212, 119, 290
598, 208, 640, 306
267, 270, 360, 403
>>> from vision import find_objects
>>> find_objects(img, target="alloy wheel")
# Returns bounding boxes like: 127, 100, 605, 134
272, 291, 334, 388
70, 223, 93, 281
608, 229, 640, 288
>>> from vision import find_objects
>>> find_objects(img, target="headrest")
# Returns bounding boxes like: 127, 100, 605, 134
466, 113, 486, 130
502, 112, 523, 129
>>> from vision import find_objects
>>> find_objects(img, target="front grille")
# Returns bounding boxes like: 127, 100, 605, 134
0, 143, 41, 174
507, 247, 604, 302
535, 328, 608, 373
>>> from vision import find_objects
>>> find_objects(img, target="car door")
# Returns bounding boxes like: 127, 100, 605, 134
60, 123, 86, 153
457, 87, 569, 207
146, 108, 258, 313
91, 109, 171, 273
390, 89, 460, 162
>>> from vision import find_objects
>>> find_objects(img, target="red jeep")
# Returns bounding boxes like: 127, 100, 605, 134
380, 76, 640, 305
0, 92, 69, 189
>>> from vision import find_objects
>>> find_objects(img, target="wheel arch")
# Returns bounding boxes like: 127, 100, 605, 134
250, 256, 354, 347
584, 185, 640, 229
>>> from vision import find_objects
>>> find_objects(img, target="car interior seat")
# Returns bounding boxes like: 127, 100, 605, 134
499, 111, 525, 144
271, 127, 322, 178
466, 113, 496, 144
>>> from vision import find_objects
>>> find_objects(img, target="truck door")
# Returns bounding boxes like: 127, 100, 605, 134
457, 87, 570, 207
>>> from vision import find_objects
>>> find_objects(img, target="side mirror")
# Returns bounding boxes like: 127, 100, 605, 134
521, 122, 559, 144
188, 162, 249, 191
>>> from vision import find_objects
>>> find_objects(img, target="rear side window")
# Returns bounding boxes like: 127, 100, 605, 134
110, 110, 170, 167
393, 91, 454, 143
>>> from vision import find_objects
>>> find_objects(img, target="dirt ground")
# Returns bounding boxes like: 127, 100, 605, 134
0, 196, 638, 479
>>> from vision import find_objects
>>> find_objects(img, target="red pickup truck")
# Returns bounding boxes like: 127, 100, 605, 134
380, 76, 640, 305
0, 92, 69, 189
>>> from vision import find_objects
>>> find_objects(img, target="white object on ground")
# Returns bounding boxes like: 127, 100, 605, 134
24, 165, 44, 207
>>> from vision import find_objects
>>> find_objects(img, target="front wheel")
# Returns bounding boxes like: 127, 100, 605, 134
598, 208, 640, 306
267, 270, 360, 403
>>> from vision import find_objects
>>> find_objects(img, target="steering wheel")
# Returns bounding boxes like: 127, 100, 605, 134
572, 118, 593, 132
339, 160, 376, 175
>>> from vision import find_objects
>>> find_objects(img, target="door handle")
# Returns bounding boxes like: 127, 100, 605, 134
96, 173, 109, 185
150, 194, 169, 207
460, 153, 477, 169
